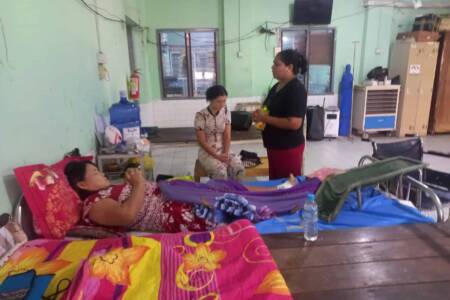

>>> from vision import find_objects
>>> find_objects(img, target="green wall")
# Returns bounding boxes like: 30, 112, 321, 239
359, 5, 450, 83
0, 0, 448, 213
143, 0, 223, 100
0, 0, 145, 213
141, 0, 450, 100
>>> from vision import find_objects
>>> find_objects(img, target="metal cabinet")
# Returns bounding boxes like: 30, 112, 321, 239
352, 85, 401, 135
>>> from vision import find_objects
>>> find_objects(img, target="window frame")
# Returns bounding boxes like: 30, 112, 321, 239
280, 26, 336, 95
157, 28, 220, 100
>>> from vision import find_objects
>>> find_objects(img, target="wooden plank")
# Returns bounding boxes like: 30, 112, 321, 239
245, 157, 268, 177
293, 281, 450, 300
263, 223, 450, 249
270, 237, 450, 269
281, 256, 450, 294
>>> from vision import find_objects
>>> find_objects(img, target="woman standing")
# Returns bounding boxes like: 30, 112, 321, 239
194, 85, 244, 179
253, 49, 308, 179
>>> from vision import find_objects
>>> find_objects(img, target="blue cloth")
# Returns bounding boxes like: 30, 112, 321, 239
215, 193, 257, 223
194, 193, 258, 223
26, 275, 54, 300
256, 187, 434, 234
244, 176, 306, 187
0, 270, 35, 299
0, 270, 53, 300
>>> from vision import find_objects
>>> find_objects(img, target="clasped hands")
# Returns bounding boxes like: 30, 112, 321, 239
252, 109, 268, 123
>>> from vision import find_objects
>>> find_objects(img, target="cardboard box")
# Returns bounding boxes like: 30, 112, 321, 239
440, 17, 450, 31
413, 14, 441, 32
397, 31, 440, 42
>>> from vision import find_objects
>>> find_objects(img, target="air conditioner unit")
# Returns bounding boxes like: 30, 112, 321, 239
352, 85, 400, 135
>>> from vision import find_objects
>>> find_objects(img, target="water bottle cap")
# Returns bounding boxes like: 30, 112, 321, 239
307, 193, 315, 201
119, 90, 129, 104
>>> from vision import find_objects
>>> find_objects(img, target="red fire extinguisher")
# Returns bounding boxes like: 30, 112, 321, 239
129, 69, 140, 100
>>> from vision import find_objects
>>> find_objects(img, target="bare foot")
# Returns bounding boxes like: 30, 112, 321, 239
288, 174, 299, 186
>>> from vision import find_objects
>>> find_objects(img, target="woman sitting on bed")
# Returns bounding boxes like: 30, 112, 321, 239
65, 160, 215, 233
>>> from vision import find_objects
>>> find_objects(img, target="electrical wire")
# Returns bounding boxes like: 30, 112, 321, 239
238, 0, 241, 53
159, 21, 284, 49
78, 0, 124, 23
0, 18, 10, 66
93, 0, 102, 51
84, 1, 125, 21
76, 0, 376, 48
331, 6, 376, 22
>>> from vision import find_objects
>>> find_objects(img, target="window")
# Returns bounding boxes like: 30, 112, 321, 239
281, 27, 335, 94
158, 29, 218, 99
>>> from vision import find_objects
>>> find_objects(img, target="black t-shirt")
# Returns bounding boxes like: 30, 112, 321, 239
262, 78, 307, 149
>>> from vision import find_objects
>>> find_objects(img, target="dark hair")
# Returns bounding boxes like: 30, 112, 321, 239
276, 49, 308, 75
64, 160, 97, 200
205, 85, 228, 101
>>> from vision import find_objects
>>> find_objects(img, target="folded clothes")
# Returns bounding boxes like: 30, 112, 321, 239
215, 193, 257, 223
194, 193, 274, 224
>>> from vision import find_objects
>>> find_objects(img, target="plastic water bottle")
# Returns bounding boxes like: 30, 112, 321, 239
303, 193, 319, 241
109, 90, 141, 142
254, 106, 269, 130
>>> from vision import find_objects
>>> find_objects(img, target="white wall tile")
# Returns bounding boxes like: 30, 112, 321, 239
141, 95, 337, 128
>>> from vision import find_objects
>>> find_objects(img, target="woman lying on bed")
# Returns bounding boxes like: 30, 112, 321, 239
65, 161, 216, 233
65, 161, 302, 233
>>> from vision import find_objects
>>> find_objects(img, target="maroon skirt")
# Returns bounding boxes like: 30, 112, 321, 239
267, 144, 305, 180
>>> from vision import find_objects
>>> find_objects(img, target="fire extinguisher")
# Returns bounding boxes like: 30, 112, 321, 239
129, 69, 140, 100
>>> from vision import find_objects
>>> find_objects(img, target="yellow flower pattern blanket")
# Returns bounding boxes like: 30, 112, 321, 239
0, 220, 291, 300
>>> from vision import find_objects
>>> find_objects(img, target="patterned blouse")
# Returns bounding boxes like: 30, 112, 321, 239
82, 182, 212, 233
194, 106, 231, 156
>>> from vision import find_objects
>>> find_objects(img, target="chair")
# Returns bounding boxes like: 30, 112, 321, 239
372, 137, 423, 161
359, 137, 449, 220
194, 159, 207, 182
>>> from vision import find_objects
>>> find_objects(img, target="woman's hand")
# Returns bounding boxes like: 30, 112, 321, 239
252, 109, 267, 123
216, 153, 230, 164
125, 168, 145, 187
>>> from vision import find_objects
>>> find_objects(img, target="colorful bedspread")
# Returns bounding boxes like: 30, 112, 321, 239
0, 220, 291, 300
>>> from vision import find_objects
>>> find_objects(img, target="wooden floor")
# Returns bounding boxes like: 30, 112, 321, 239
264, 222, 450, 300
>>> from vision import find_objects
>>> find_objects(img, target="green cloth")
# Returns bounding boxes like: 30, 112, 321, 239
316, 157, 426, 222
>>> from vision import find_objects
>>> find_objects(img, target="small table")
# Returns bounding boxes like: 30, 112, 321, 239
263, 223, 450, 300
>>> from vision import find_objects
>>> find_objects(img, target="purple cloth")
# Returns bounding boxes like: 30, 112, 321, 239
158, 178, 321, 215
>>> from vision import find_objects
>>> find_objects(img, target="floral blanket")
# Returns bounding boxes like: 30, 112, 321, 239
0, 220, 291, 299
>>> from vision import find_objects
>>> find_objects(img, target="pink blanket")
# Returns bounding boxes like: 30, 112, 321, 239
0, 220, 292, 300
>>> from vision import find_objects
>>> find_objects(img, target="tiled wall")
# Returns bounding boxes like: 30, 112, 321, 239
141, 94, 337, 128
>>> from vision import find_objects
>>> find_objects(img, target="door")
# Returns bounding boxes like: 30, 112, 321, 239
400, 43, 421, 136
401, 87, 420, 135
430, 32, 450, 133
415, 43, 439, 135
